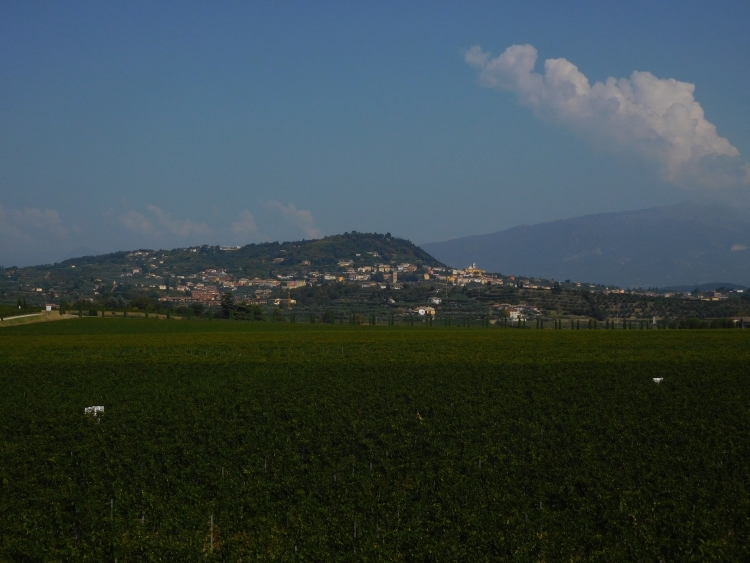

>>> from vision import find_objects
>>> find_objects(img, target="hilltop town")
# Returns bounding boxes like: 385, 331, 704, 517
1, 232, 748, 324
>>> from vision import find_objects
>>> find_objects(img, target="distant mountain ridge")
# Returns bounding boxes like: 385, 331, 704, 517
421, 202, 750, 288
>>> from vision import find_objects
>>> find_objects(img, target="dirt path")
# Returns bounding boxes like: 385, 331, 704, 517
1, 313, 44, 320
0, 313, 79, 328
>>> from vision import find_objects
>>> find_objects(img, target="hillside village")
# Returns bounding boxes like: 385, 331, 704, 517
1, 233, 749, 324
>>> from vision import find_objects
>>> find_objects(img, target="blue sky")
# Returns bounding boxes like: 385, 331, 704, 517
2, 1, 749, 266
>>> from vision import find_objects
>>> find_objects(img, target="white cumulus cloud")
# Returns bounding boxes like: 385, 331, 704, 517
121, 204, 211, 238
266, 201, 322, 239
466, 44, 749, 189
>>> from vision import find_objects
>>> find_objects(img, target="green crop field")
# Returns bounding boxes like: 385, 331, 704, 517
1, 319, 749, 561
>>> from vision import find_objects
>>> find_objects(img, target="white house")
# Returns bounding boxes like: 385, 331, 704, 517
415, 306, 436, 316
507, 307, 526, 321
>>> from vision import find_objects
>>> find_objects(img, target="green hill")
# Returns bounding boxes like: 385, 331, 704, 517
55, 232, 442, 277
0, 233, 445, 308
2, 231, 748, 323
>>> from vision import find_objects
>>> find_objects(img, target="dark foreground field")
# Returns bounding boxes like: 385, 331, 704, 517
1, 320, 749, 561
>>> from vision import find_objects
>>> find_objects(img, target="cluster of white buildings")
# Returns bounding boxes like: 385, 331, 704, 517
424, 264, 509, 287
494, 304, 542, 321
122, 250, 525, 311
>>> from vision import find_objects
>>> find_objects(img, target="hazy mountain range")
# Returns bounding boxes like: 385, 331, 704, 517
421, 202, 750, 288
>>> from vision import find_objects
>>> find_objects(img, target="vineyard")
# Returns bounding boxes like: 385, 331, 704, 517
1, 319, 749, 560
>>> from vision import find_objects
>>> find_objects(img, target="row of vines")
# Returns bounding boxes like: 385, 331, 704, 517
1, 322, 749, 560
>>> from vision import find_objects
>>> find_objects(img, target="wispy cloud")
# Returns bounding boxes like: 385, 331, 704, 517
231, 210, 258, 236
266, 201, 322, 239
121, 204, 211, 238
466, 44, 749, 189
0, 203, 71, 243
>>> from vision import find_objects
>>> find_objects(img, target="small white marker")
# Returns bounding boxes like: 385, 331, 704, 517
653, 378, 663, 384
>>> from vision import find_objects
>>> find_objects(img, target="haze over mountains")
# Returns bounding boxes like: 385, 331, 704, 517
421, 203, 750, 288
